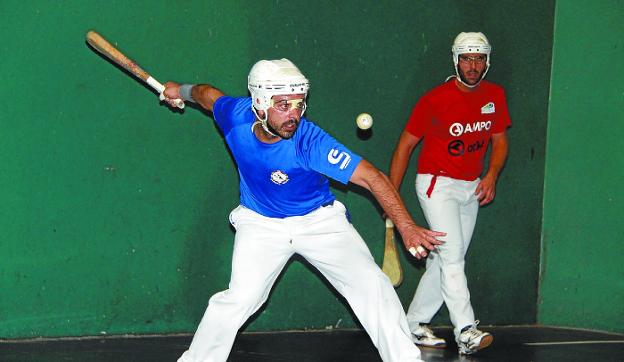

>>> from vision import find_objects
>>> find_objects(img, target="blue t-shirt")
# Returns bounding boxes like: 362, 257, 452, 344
213, 96, 362, 218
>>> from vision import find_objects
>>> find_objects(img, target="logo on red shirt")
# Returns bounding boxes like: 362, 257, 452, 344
448, 140, 464, 156
449, 121, 492, 136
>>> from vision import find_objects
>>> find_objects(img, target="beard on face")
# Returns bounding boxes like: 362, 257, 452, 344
268, 117, 299, 139
458, 67, 484, 85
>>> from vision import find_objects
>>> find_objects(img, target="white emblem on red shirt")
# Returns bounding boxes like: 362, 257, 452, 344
481, 102, 495, 114
449, 121, 492, 136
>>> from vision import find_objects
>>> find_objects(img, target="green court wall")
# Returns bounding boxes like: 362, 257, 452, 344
538, 0, 624, 333
1, 1, 553, 338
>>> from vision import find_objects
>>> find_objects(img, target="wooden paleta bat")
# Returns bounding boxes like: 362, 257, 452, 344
382, 218, 403, 287
86, 30, 184, 108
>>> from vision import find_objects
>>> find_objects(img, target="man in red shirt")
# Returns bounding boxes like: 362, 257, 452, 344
389, 32, 511, 355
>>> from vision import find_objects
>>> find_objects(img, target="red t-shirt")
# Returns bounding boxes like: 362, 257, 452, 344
405, 79, 511, 181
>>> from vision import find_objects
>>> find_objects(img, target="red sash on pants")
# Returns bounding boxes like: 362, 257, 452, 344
426, 175, 438, 198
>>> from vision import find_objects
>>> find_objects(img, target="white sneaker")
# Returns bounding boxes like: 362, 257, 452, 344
457, 321, 493, 355
411, 324, 446, 348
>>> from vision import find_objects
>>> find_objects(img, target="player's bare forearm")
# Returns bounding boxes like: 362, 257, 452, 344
484, 131, 509, 180
350, 160, 444, 254
191, 84, 225, 112
389, 131, 421, 190
163, 82, 224, 112
389, 148, 410, 190
476, 132, 509, 205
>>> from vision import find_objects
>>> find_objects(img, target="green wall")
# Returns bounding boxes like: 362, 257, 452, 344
539, 0, 624, 333
0, 0, 252, 338
1, 1, 553, 338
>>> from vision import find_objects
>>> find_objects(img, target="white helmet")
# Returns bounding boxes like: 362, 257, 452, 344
451, 32, 491, 88
248, 58, 309, 123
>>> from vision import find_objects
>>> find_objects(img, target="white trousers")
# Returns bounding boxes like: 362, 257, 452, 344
406, 174, 479, 339
178, 201, 423, 362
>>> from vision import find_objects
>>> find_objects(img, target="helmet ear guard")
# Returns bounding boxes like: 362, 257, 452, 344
451, 32, 491, 88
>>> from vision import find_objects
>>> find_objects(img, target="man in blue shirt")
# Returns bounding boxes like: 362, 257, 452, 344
162, 59, 445, 362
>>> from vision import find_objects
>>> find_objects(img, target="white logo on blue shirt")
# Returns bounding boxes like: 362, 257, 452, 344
327, 149, 352, 170
270, 170, 289, 185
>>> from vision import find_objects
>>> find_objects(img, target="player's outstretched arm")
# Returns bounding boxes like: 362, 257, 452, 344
162, 82, 225, 112
350, 160, 445, 259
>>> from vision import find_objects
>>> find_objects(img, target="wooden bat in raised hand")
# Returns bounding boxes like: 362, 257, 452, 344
86, 30, 184, 109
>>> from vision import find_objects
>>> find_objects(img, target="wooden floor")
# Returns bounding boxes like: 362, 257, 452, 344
1, 326, 623, 361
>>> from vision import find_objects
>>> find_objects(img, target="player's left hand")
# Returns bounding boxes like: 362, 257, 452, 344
475, 175, 497, 205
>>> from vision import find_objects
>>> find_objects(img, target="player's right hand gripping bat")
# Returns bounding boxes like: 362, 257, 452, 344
382, 218, 403, 287
86, 30, 184, 108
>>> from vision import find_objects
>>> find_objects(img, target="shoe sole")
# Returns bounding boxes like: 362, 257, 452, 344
458, 334, 493, 355
416, 342, 447, 349
413, 337, 447, 349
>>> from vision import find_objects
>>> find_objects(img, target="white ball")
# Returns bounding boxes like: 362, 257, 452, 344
356, 113, 373, 130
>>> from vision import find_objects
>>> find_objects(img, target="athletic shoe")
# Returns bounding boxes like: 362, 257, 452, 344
457, 321, 493, 355
411, 324, 447, 348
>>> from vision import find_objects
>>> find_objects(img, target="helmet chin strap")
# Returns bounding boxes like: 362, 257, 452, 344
251, 107, 279, 138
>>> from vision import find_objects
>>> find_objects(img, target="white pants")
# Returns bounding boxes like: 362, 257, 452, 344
406, 174, 479, 339
178, 201, 422, 362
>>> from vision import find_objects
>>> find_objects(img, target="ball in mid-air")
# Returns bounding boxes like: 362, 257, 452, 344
356, 113, 373, 130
